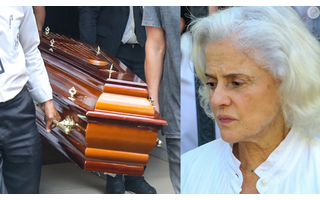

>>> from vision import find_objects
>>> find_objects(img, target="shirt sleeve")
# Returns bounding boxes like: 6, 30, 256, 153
20, 6, 52, 104
142, 6, 162, 29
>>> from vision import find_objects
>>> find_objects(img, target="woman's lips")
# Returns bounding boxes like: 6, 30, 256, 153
217, 115, 236, 125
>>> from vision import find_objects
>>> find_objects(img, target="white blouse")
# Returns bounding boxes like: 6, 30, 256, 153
181, 127, 320, 194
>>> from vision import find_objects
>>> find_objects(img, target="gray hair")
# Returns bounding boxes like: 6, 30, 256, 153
191, 6, 320, 134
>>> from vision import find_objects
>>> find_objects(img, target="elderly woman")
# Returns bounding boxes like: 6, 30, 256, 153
181, 6, 320, 194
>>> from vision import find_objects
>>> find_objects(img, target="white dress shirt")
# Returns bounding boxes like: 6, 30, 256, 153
0, 6, 52, 103
121, 6, 138, 44
182, 127, 320, 193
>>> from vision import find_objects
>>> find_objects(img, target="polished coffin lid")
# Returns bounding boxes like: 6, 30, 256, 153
36, 32, 167, 176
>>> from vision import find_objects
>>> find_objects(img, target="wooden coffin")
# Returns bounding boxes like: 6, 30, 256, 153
35, 31, 167, 176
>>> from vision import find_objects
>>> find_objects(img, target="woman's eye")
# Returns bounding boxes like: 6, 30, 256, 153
232, 81, 243, 88
206, 82, 216, 89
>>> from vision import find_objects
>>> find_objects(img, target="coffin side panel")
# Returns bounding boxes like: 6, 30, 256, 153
95, 93, 155, 116
86, 123, 158, 153
103, 83, 148, 98
85, 148, 149, 166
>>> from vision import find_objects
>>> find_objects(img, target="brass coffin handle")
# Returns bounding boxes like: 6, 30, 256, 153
156, 138, 162, 147
52, 118, 72, 135
35, 105, 81, 135
68, 86, 77, 101
53, 116, 75, 135
45, 26, 50, 35
53, 116, 86, 135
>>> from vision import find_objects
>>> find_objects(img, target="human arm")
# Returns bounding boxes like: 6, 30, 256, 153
20, 7, 61, 132
32, 6, 45, 38
41, 100, 61, 133
78, 6, 101, 44
181, 17, 185, 34
208, 6, 218, 14
144, 26, 166, 113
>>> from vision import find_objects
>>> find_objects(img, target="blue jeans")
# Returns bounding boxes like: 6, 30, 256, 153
166, 137, 180, 194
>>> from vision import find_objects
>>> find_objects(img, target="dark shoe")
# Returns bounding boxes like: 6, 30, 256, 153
124, 175, 157, 194
106, 174, 125, 194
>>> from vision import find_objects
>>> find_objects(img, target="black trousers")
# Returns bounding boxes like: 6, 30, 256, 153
0, 87, 42, 194
116, 43, 146, 82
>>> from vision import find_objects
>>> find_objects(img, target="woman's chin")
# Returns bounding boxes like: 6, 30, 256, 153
220, 132, 240, 144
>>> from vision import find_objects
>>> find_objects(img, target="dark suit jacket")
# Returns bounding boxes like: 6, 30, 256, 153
78, 6, 133, 56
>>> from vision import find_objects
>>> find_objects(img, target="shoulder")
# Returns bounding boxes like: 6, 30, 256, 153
305, 134, 320, 160
304, 133, 320, 152
282, 134, 320, 193
294, 133, 320, 179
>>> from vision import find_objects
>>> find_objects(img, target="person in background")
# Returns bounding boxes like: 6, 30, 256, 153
142, 6, 181, 193
78, 6, 155, 194
180, 6, 220, 155
78, 6, 147, 82
32, 6, 46, 38
0, 6, 60, 193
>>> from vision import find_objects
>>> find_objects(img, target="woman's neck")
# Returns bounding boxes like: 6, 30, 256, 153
233, 122, 290, 172
234, 124, 290, 194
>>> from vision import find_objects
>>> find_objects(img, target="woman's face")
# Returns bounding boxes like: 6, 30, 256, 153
205, 41, 284, 144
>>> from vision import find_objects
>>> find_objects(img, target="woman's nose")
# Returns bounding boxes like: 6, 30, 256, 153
210, 84, 232, 108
